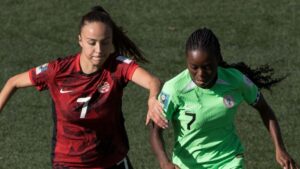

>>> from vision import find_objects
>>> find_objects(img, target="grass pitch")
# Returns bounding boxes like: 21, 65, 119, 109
0, 0, 299, 168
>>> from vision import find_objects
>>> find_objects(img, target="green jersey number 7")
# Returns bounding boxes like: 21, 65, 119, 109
185, 112, 196, 130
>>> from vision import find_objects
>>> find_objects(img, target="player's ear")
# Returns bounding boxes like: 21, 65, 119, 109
78, 35, 83, 47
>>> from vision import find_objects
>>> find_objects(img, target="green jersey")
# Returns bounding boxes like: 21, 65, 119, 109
159, 67, 259, 169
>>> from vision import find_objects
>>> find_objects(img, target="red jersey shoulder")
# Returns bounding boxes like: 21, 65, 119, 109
105, 56, 139, 81
34, 54, 78, 75
29, 54, 79, 90
52, 54, 79, 74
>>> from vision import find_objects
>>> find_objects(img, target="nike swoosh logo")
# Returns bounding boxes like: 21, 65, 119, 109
60, 89, 73, 94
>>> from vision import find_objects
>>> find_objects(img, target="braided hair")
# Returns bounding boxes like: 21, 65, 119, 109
185, 28, 285, 90
79, 6, 147, 63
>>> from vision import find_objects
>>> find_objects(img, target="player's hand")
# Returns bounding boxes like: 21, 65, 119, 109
160, 161, 180, 169
276, 148, 298, 169
146, 97, 168, 128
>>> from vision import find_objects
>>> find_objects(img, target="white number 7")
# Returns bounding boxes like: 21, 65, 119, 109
77, 96, 92, 119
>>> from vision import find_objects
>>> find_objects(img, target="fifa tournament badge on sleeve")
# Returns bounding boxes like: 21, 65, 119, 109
36, 63, 49, 75
160, 92, 170, 109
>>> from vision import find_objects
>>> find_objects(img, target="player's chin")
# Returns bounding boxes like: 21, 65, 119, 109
92, 56, 108, 65
194, 79, 210, 88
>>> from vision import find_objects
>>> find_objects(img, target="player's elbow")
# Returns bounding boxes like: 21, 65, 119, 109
7, 76, 18, 89
7, 74, 25, 89
154, 76, 161, 86
150, 76, 161, 88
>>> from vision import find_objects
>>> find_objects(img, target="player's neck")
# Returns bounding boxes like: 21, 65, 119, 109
79, 56, 102, 74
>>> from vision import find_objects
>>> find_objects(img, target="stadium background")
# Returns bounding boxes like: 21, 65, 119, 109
0, 0, 299, 168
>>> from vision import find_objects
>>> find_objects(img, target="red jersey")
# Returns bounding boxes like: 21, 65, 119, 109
28, 53, 139, 168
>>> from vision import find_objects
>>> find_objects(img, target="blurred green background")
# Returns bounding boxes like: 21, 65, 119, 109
0, 0, 299, 168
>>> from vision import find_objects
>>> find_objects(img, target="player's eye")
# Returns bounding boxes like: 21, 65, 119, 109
101, 40, 109, 46
203, 65, 211, 70
190, 65, 198, 70
87, 40, 96, 46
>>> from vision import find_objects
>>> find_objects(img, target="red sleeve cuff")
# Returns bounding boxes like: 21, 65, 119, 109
127, 64, 139, 81
28, 68, 44, 91
28, 68, 36, 85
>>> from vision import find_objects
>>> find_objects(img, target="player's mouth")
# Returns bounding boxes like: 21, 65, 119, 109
92, 55, 105, 61
195, 79, 208, 86
92, 57, 101, 61
194, 76, 214, 88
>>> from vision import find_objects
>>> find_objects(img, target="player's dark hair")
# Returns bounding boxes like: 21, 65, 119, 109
185, 28, 285, 90
79, 6, 147, 62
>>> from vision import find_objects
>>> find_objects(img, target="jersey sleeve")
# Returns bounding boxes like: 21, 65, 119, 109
158, 82, 178, 120
116, 56, 139, 83
239, 73, 260, 105
28, 61, 57, 91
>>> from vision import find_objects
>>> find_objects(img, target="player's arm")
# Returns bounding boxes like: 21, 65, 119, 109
0, 71, 33, 112
150, 122, 179, 169
131, 67, 168, 128
252, 94, 298, 169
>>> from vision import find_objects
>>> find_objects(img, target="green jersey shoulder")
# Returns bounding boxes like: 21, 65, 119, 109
159, 67, 259, 120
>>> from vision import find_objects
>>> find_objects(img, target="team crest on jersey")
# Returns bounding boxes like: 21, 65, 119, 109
243, 75, 254, 87
223, 95, 235, 108
98, 82, 110, 93
160, 92, 170, 109
36, 63, 48, 75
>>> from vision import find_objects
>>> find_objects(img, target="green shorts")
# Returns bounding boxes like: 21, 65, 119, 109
200, 154, 244, 169
216, 154, 244, 169
174, 154, 244, 169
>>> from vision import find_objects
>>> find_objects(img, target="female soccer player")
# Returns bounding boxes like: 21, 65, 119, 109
0, 6, 163, 169
150, 28, 298, 169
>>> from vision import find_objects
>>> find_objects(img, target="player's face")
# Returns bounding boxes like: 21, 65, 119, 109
186, 49, 218, 88
79, 21, 114, 67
